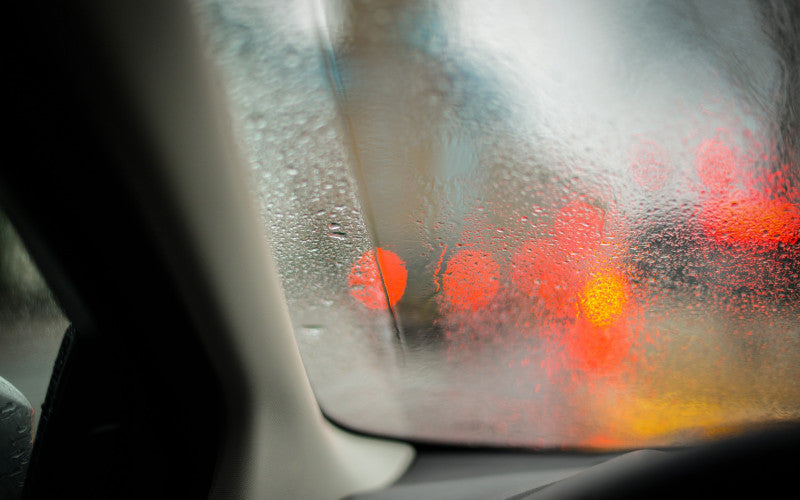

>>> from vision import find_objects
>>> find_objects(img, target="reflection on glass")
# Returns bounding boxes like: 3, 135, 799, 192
196, 0, 800, 449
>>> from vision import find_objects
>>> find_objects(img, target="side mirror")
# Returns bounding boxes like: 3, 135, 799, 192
0, 376, 32, 500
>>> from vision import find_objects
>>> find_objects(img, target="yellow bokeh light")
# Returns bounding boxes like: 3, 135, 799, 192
579, 272, 629, 327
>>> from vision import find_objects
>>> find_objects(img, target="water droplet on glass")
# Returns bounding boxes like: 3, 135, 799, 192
302, 325, 324, 338
284, 50, 301, 69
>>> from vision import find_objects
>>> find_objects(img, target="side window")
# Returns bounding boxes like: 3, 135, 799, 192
0, 210, 68, 435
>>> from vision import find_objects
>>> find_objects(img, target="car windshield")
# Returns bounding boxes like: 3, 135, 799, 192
193, 0, 800, 449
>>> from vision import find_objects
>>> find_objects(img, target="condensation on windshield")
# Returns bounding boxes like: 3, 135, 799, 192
194, 0, 800, 449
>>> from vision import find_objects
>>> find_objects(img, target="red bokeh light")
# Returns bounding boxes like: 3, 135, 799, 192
348, 248, 408, 310
511, 239, 583, 318
510, 200, 633, 376
553, 201, 604, 255
565, 319, 634, 376
700, 191, 800, 250
443, 250, 500, 311
564, 270, 634, 375
630, 140, 669, 191
695, 132, 800, 251
511, 240, 551, 298
510, 201, 610, 320
696, 137, 736, 193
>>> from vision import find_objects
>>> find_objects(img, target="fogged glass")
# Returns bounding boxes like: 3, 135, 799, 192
0, 212, 68, 433
195, 0, 800, 448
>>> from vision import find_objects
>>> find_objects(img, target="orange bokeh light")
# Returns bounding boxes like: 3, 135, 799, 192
443, 250, 500, 311
566, 270, 634, 375
579, 272, 630, 328
348, 248, 408, 310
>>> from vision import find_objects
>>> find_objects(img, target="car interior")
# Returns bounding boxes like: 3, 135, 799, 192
4, 1, 800, 498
